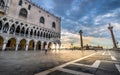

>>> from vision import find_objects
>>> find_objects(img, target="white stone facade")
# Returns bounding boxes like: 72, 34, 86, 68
0, 0, 61, 51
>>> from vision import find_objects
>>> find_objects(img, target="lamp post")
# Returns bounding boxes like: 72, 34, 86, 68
79, 30, 83, 50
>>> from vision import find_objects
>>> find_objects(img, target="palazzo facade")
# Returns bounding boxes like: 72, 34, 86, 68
0, 0, 61, 51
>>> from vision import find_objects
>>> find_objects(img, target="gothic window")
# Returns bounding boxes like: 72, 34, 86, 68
3, 23, 9, 33
34, 30, 36, 36
0, 21, 3, 30
37, 31, 40, 37
46, 33, 48, 38
0, 0, 5, 8
52, 22, 56, 28
19, 8, 28, 18
28, 5, 31, 10
40, 17, 45, 24
10, 24, 15, 34
43, 32, 45, 37
26, 28, 29, 36
21, 27, 25, 36
40, 32, 42, 37
49, 34, 50, 39
30, 29, 33, 36
15, 26, 20, 35
19, 0, 22, 6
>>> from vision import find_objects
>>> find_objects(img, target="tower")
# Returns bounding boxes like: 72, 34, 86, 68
108, 23, 117, 48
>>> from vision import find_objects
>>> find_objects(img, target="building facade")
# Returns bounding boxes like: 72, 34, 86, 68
0, 0, 61, 51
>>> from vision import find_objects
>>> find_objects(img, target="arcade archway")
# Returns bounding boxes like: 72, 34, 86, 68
36, 41, 41, 50
18, 39, 26, 50
43, 42, 47, 50
48, 42, 52, 50
0, 36, 4, 50
28, 40, 34, 50
6, 38, 16, 50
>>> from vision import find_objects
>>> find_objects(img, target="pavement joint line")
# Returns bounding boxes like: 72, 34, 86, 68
108, 50, 111, 55
102, 51, 106, 55
71, 63, 91, 67
115, 64, 120, 72
58, 68, 93, 75
91, 60, 101, 68
34, 52, 97, 75
101, 60, 120, 64
111, 56, 117, 60
110, 55, 120, 73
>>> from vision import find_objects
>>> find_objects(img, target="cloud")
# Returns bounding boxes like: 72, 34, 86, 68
32, 0, 120, 48
61, 29, 113, 48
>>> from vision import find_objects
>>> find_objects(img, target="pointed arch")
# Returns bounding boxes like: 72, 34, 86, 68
0, 21, 3, 30
28, 40, 34, 50
0, 36, 4, 50
43, 41, 47, 49
34, 30, 36, 36
36, 41, 41, 50
26, 28, 29, 36
19, 8, 28, 18
0, 0, 5, 8
18, 39, 26, 50
40, 16, 45, 24
3, 23, 9, 33
6, 38, 16, 50
10, 24, 15, 34
30, 29, 33, 36
21, 27, 25, 36
15, 26, 20, 35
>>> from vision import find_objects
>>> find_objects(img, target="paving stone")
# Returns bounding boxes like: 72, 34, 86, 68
63, 64, 96, 74
76, 55, 111, 65
47, 70, 75, 75
95, 61, 120, 75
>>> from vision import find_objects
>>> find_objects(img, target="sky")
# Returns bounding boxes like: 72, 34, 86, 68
32, 0, 120, 48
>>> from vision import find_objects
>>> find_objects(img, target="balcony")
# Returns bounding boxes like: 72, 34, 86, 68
0, 6, 5, 16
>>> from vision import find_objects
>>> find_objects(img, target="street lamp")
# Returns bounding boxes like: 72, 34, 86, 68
79, 30, 83, 50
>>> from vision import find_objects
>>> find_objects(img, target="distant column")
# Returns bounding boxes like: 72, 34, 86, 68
79, 30, 83, 49
108, 24, 117, 48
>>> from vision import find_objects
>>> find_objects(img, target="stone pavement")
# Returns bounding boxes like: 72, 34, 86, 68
0, 50, 95, 75
35, 50, 120, 75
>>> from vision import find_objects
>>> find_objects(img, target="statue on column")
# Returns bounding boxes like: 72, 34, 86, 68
108, 23, 117, 49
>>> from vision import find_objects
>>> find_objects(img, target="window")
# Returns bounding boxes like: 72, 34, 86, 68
0, 0, 5, 8
28, 5, 31, 10
3, 23, 9, 33
15, 26, 20, 35
19, 0, 22, 6
40, 17, 45, 24
0, 21, 2, 30
19, 8, 28, 18
21, 27, 25, 35
52, 22, 56, 28
10, 24, 15, 34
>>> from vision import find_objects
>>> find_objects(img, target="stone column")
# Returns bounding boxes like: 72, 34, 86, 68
25, 41, 29, 51
34, 42, 37, 51
28, 30, 30, 37
108, 24, 117, 48
79, 30, 83, 49
15, 42, 19, 51
2, 41, 7, 51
